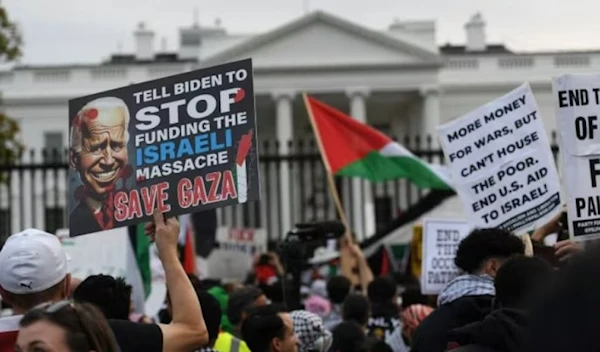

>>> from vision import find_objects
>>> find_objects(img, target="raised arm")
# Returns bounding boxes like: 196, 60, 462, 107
147, 210, 209, 351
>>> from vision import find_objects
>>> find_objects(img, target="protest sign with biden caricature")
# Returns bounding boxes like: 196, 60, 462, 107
68, 59, 260, 236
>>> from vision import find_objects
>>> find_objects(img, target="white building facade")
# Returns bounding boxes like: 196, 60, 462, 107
0, 11, 598, 240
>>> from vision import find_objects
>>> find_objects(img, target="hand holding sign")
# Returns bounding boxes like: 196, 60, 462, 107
531, 211, 563, 242
145, 210, 180, 259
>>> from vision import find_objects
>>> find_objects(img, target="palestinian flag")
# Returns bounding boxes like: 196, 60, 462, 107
366, 244, 405, 276
235, 130, 253, 204
128, 224, 152, 298
178, 214, 197, 275
303, 94, 453, 189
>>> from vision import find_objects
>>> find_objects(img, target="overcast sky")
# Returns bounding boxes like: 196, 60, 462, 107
5, 0, 600, 65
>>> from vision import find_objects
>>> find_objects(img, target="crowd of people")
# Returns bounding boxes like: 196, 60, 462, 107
0, 209, 597, 352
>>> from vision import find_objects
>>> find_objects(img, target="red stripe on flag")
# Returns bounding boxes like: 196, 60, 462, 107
236, 130, 253, 166
305, 95, 391, 174
380, 247, 390, 276
183, 226, 196, 275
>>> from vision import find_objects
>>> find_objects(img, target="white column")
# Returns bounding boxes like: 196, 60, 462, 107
272, 91, 294, 239
346, 88, 376, 239
420, 85, 441, 146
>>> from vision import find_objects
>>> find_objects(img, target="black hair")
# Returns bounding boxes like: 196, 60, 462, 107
199, 279, 222, 291
196, 290, 222, 346
327, 276, 352, 304
454, 228, 525, 273
342, 294, 370, 326
227, 286, 264, 325
367, 277, 397, 304
393, 273, 420, 287
494, 255, 553, 309
331, 321, 366, 352
163, 278, 223, 341
73, 275, 131, 320
241, 304, 288, 352
371, 341, 393, 352
401, 288, 429, 309
187, 273, 204, 291
259, 283, 284, 304
20, 302, 120, 352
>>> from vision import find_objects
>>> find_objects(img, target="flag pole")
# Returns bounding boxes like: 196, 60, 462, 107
302, 93, 351, 237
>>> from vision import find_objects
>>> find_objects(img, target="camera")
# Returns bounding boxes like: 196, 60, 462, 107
277, 220, 346, 309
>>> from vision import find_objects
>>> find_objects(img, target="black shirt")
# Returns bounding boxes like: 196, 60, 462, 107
448, 308, 528, 352
108, 319, 163, 352
411, 295, 493, 352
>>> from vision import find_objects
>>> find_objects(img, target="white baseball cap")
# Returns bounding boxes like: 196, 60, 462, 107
0, 229, 69, 294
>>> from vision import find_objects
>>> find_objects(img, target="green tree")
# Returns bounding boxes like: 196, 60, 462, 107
0, 4, 22, 169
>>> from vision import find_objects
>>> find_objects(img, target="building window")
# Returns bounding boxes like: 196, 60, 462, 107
0, 209, 10, 244
44, 207, 64, 235
44, 132, 64, 163
180, 32, 201, 46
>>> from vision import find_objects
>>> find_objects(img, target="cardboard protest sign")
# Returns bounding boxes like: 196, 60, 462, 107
552, 74, 600, 241
420, 219, 470, 295
206, 227, 267, 280
437, 83, 561, 233
216, 226, 267, 256
67, 59, 259, 236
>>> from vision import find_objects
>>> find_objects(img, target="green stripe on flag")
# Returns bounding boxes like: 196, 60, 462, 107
336, 151, 450, 190
135, 223, 152, 298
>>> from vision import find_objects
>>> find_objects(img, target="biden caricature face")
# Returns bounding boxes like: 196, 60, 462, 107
70, 98, 129, 200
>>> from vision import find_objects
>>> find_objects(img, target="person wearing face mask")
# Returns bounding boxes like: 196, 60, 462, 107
16, 300, 119, 352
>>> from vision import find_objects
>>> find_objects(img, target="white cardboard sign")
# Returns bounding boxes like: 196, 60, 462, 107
421, 219, 470, 295
437, 83, 561, 233
552, 74, 600, 241
207, 227, 268, 281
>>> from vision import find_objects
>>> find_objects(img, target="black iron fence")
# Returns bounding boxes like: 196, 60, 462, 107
0, 133, 562, 243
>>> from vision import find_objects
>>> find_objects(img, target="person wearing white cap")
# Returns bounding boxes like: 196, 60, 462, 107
0, 209, 210, 352
0, 228, 71, 351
